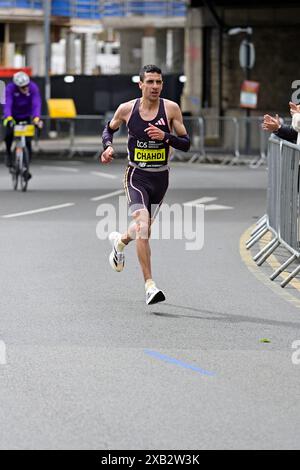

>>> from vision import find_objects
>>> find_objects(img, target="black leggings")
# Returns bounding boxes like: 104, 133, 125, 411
4, 119, 32, 167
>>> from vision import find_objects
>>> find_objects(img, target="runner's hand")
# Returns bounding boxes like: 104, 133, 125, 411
100, 146, 114, 164
144, 123, 165, 141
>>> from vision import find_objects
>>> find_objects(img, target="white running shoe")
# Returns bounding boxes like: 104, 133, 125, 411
109, 232, 125, 272
146, 286, 166, 305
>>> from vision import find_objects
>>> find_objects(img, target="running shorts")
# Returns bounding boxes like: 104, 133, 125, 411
123, 165, 169, 218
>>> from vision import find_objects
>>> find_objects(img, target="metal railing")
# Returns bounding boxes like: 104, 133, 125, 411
0, 0, 42, 7
33, 115, 105, 157
100, 0, 187, 17
0, 0, 186, 17
0, 114, 290, 164
51, 0, 187, 18
0, 115, 104, 157
13, 115, 205, 161
246, 135, 300, 287
173, 115, 272, 165
52, 0, 101, 18
172, 116, 206, 162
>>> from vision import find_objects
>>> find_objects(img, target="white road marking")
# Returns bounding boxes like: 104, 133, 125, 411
41, 165, 79, 173
184, 196, 233, 211
90, 189, 125, 202
90, 171, 118, 179
183, 197, 217, 206
2, 203, 75, 218
205, 204, 233, 211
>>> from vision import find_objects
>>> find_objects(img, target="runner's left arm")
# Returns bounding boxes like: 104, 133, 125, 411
145, 102, 190, 152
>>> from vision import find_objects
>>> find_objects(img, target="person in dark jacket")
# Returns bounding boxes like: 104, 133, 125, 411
3, 71, 42, 178
262, 101, 300, 143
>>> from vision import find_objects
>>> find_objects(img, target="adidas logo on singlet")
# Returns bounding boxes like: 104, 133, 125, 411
154, 118, 166, 126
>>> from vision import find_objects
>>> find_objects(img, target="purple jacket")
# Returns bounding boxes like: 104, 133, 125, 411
4, 81, 41, 120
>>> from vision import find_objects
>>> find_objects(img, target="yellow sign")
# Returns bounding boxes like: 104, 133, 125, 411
134, 148, 166, 162
14, 124, 35, 137
47, 99, 77, 118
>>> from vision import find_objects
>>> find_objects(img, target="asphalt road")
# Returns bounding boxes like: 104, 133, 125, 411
0, 157, 300, 450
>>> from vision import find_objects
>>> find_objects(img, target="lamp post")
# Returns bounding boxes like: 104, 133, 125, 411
228, 27, 254, 154
44, 0, 51, 103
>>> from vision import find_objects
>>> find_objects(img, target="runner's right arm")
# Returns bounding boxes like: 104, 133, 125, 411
100, 104, 127, 164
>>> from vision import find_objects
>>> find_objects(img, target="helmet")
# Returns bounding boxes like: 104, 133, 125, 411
13, 71, 30, 88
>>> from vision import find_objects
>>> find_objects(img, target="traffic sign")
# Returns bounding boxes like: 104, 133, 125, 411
240, 80, 260, 109
239, 39, 255, 69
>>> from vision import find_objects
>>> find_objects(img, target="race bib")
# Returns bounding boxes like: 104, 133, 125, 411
134, 148, 166, 162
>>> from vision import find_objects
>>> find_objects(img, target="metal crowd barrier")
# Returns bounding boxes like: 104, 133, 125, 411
172, 115, 277, 166
0, 114, 291, 164
29, 113, 269, 167
172, 117, 206, 163
246, 135, 300, 287
33, 115, 105, 158
0, 115, 105, 157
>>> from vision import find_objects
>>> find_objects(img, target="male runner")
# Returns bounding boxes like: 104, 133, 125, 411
100, 65, 190, 305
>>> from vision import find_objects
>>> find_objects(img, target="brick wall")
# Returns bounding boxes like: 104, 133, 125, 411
222, 26, 300, 115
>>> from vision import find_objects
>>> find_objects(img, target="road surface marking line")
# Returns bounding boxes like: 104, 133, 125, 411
204, 204, 233, 211
90, 189, 124, 202
90, 171, 118, 179
144, 350, 216, 377
184, 197, 233, 210
184, 197, 217, 206
240, 226, 300, 309
41, 165, 79, 173
2, 203, 75, 218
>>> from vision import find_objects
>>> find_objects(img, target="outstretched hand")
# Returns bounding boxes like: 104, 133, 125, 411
289, 101, 300, 116
262, 114, 281, 132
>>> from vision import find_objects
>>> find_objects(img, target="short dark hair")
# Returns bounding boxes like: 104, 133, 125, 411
139, 64, 162, 82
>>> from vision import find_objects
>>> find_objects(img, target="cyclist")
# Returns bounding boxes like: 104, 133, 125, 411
100, 64, 190, 305
3, 71, 42, 180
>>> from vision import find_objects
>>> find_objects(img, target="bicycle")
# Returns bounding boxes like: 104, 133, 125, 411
12, 122, 35, 192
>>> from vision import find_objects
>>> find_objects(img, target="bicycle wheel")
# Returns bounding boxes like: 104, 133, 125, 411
21, 147, 29, 192
12, 150, 19, 191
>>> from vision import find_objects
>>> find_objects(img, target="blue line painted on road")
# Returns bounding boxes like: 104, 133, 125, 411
144, 349, 216, 377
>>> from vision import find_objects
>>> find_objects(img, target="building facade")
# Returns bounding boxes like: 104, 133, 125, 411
183, 1, 300, 117
0, 0, 187, 76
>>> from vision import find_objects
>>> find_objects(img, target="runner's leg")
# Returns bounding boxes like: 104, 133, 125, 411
133, 208, 152, 282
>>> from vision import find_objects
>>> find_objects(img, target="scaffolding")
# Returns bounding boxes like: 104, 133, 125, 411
0, 0, 186, 19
